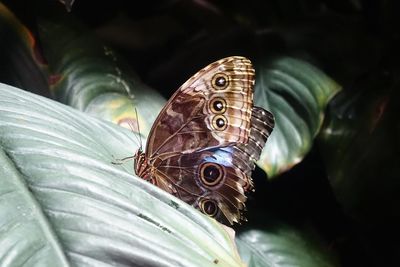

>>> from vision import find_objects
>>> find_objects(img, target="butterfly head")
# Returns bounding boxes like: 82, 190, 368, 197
133, 149, 149, 179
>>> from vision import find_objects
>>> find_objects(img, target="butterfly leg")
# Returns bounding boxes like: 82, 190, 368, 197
111, 155, 135, 165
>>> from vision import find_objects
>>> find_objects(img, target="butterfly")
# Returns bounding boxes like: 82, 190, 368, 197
134, 56, 274, 225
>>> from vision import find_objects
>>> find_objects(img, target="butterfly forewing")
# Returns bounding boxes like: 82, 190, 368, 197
134, 56, 274, 225
146, 56, 255, 157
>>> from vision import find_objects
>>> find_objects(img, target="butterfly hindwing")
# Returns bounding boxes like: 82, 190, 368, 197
149, 107, 274, 224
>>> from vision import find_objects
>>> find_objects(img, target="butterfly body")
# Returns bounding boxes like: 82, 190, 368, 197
134, 56, 274, 225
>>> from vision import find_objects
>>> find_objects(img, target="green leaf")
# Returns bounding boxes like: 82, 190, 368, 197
236, 222, 338, 267
38, 16, 166, 136
254, 57, 341, 178
0, 83, 244, 266
318, 82, 400, 228
0, 2, 49, 96
0, 148, 70, 266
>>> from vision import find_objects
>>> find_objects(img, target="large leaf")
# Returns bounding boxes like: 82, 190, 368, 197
236, 217, 339, 267
254, 57, 341, 177
318, 75, 400, 228
38, 15, 166, 136
317, 74, 400, 265
0, 2, 49, 97
0, 83, 244, 267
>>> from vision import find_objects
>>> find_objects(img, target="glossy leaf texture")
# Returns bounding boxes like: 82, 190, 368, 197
236, 216, 339, 267
254, 57, 341, 178
0, 2, 49, 97
318, 72, 400, 232
0, 83, 245, 267
38, 14, 166, 136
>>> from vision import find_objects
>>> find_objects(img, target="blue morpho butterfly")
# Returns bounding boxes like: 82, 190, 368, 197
120, 56, 274, 225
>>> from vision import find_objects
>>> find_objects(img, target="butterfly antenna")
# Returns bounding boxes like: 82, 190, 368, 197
125, 110, 142, 152
134, 107, 143, 151
126, 118, 139, 144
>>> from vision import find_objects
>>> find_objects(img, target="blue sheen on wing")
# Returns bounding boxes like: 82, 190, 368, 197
202, 146, 234, 167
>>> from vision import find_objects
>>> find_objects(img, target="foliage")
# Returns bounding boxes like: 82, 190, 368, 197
1, 0, 399, 266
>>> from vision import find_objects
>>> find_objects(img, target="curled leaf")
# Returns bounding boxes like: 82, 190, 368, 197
254, 57, 341, 177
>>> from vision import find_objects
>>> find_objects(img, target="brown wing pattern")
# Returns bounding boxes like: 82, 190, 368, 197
135, 56, 274, 225
150, 106, 274, 225
235, 107, 275, 176
145, 56, 255, 157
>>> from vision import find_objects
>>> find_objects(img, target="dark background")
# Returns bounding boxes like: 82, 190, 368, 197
3, 1, 400, 266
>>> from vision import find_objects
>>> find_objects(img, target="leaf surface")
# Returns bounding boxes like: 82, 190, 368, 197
254, 57, 341, 177
0, 83, 244, 267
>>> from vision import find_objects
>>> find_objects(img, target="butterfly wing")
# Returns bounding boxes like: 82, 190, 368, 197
151, 107, 274, 224
145, 56, 255, 157
140, 56, 274, 224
